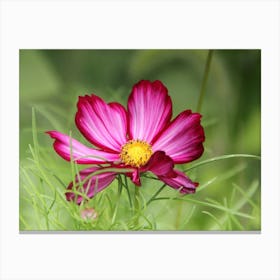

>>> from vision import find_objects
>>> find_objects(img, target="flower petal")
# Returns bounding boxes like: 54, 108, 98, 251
75, 95, 128, 152
46, 131, 120, 164
130, 169, 141, 186
66, 167, 116, 204
159, 170, 199, 194
142, 151, 176, 178
128, 80, 172, 144
152, 110, 205, 164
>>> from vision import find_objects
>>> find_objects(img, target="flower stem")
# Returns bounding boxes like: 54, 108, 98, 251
196, 50, 214, 112
183, 154, 260, 173
175, 50, 214, 229
175, 200, 183, 230
133, 186, 140, 228
111, 175, 123, 225
145, 184, 166, 207
123, 175, 133, 208
134, 186, 140, 211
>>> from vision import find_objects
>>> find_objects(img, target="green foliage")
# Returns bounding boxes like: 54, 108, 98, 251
19, 50, 261, 231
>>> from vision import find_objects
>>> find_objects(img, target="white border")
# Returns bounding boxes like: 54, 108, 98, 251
1, 0, 279, 279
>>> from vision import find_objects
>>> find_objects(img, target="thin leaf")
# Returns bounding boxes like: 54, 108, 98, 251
184, 154, 261, 173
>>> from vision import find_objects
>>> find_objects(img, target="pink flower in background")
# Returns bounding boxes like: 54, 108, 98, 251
80, 208, 98, 220
47, 80, 205, 204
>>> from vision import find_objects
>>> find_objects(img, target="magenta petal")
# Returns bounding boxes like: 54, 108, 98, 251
128, 80, 172, 143
66, 167, 116, 204
152, 110, 205, 164
159, 170, 199, 194
130, 169, 141, 186
143, 151, 176, 178
75, 95, 128, 152
46, 131, 120, 164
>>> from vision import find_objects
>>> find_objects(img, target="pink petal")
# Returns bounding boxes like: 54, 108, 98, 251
66, 167, 116, 204
152, 110, 205, 164
75, 95, 128, 152
128, 80, 172, 144
142, 151, 176, 178
46, 131, 120, 164
124, 169, 141, 186
131, 169, 141, 186
159, 170, 199, 194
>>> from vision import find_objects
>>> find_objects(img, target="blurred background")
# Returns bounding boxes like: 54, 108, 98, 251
20, 50, 261, 230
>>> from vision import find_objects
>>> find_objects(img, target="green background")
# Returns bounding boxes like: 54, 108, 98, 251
20, 50, 261, 231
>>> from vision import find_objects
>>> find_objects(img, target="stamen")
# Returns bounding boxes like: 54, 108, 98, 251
120, 139, 153, 167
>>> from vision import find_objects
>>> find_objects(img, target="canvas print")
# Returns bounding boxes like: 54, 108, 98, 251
19, 50, 261, 231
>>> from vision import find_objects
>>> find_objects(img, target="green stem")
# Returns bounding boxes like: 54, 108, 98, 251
133, 186, 140, 227
175, 200, 183, 230
175, 50, 213, 229
134, 186, 140, 212
145, 184, 166, 207
150, 197, 255, 220
31, 107, 40, 162
196, 50, 214, 112
123, 175, 133, 208
184, 154, 260, 173
111, 175, 123, 225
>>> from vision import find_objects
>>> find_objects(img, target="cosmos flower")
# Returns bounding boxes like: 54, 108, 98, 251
47, 80, 205, 204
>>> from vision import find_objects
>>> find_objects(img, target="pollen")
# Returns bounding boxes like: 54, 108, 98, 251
120, 139, 153, 167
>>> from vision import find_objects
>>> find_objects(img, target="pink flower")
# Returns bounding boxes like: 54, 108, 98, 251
80, 208, 98, 220
47, 80, 205, 204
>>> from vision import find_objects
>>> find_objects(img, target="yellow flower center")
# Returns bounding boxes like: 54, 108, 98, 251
120, 140, 153, 167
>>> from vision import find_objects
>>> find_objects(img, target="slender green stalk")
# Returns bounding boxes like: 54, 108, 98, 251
233, 183, 258, 209
123, 175, 133, 208
69, 131, 78, 204
180, 205, 196, 230
176, 51, 213, 228
145, 184, 166, 207
196, 50, 214, 112
175, 200, 183, 230
202, 211, 223, 230
32, 107, 40, 162
184, 154, 260, 173
134, 186, 140, 212
208, 180, 259, 230
151, 197, 255, 219
30, 115, 68, 207
133, 186, 140, 227
19, 214, 30, 230
111, 175, 123, 225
